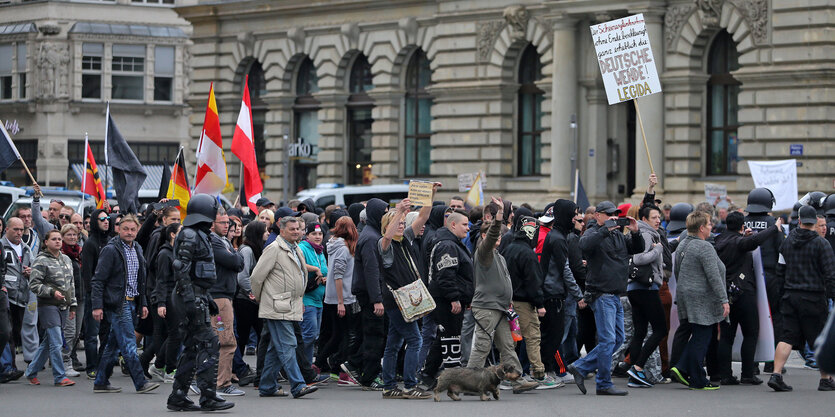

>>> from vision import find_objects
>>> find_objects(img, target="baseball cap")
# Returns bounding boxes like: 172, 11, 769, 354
256, 197, 274, 207
538, 204, 555, 223
798, 205, 817, 225
275, 207, 300, 220
595, 201, 620, 215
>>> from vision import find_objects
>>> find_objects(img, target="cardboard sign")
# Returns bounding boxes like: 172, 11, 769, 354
704, 183, 728, 207
457, 172, 487, 192
747, 159, 798, 211
408, 180, 435, 207
590, 14, 662, 105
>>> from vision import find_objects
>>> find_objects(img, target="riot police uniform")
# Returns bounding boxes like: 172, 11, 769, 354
824, 194, 835, 256
743, 188, 784, 359
167, 194, 233, 412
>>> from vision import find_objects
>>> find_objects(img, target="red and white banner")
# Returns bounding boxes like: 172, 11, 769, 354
230, 75, 263, 211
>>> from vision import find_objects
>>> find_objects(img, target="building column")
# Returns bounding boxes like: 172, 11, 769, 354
583, 85, 609, 202
313, 92, 349, 187
550, 18, 578, 194
631, 9, 665, 195
368, 88, 402, 184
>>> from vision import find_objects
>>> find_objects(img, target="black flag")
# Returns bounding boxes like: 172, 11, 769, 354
105, 105, 147, 214
158, 158, 171, 200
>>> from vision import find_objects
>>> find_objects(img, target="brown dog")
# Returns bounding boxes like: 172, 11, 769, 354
433, 364, 521, 402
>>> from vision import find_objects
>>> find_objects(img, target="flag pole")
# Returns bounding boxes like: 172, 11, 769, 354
574, 168, 579, 204
79, 132, 89, 212
103, 102, 110, 193
172, 145, 183, 198
633, 99, 654, 175
0, 120, 40, 196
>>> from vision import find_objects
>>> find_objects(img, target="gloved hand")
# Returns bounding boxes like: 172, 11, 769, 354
208, 299, 219, 316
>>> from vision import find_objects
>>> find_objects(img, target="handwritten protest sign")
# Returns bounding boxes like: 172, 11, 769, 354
457, 172, 487, 192
408, 180, 435, 207
704, 183, 729, 206
590, 14, 662, 105
747, 160, 797, 211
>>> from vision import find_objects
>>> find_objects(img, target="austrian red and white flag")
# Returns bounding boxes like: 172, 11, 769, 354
194, 83, 228, 195
231, 75, 263, 211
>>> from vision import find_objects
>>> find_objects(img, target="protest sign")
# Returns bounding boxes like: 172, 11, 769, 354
704, 183, 728, 206
590, 14, 662, 105
747, 159, 798, 211
408, 180, 435, 207
457, 172, 487, 192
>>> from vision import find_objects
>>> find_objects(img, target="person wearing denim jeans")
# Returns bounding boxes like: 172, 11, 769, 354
95, 302, 150, 391
25, 321, 68, 384
569, 294, 624, 390
382, 309, 423, 394
83, 296, 100, 374
259, 319, 313, 397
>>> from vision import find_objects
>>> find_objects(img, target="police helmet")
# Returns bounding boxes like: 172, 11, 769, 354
808, 191, 827, 214
790, 201, 802, 220
745, 188, 775, 214
824, 194, 835, 216
667, 203, 694, 232
182, 193, 218, 227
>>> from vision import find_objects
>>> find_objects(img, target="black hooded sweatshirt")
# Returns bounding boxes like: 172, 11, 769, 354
500, 207, 544, 308
348, 203, 365, 229
428, 226, 474, 305
540, 200, 579, 299
715, 224, 780, 294
351, 198, 388, 305
420, 205, 448, 280
81, 208, 112, 296
777, 227, 835, 296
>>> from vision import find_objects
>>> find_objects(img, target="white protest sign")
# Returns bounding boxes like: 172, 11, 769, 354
590, 14, 662, 105
457, 172, 487, 192
747, 159, 798, 211
704, 183, 728, 206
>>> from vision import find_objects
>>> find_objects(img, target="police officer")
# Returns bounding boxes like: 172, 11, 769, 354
166, 194, 233, 412
789, 202, 802, 231
743, 187, 784, 373
824, 194, 835, 256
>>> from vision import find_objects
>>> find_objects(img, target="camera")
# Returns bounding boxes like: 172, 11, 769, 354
616, 218, 630, 227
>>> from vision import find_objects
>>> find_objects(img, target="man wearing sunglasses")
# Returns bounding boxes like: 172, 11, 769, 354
80, 209, 113, 378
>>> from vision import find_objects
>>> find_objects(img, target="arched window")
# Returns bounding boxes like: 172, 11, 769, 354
404, 49, 432, 177
247, 60, 267, 178
293, 57, 320, 192
347, 54, 374, 184
706, 30, 740, 176
517, 44, 543, 176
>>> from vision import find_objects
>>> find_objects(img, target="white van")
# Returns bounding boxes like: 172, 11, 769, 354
295, 184, 409, 209
0, 185, 27, 216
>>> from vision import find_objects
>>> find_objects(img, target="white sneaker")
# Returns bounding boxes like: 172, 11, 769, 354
163, 371, 175, 383
148, 365, 166, 382
498, 380, 513, 390
64, 364, 80, 378
534, 375, 564, 390
557, 373, 575, 384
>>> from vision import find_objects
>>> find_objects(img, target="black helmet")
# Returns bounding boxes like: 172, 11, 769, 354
745, 188, 775, 214
824, 194, 835, 216
808, 191, 827, 214
183, 194, 218, 227
667, 203, 694, 232
790, 201, 803, 220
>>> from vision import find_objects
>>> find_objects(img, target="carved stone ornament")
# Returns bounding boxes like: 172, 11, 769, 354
476, 20, 504, 63
503, 5, 530, 40
398, 17, 418, 46
288, 27, 305, 52
733, 0, 768, 44
340, 22, 359, 50
37, 42, 70, 99
38, 23, 61, 36
182, 46, 192, 99
664, 3, 696, 49
698, 0, 723, 27
237, 32, 254, 57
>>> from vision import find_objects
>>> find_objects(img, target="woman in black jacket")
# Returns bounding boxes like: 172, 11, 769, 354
80, 208, 111, 376
147, 223, 182, 382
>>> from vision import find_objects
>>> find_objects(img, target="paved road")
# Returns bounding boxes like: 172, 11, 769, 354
1, 357, 830, 417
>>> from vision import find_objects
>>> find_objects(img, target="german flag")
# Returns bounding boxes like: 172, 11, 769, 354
82, 141, 107, 209
167, 148, 191, 218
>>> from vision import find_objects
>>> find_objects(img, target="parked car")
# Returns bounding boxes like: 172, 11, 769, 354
294, 183, 409, 209
0, 184, 27, 216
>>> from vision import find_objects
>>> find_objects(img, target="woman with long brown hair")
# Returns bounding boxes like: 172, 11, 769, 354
314, 214, 359, 384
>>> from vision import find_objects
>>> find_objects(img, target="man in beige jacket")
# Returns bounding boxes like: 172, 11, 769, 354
251, 216, 318, 399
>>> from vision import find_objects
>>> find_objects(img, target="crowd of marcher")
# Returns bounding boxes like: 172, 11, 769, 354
0, 175, 833, 411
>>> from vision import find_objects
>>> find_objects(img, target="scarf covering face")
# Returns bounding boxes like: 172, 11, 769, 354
61, 241, 81, 263
305, 239, 325, 254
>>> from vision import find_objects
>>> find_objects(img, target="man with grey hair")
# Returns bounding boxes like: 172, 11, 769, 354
251, 215, 318, 398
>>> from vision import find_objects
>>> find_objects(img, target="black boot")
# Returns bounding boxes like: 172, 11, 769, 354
200, 393, 235, 411
167, 389, 201, 412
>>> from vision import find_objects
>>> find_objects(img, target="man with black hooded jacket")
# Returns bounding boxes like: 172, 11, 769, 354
539, 200, 583, 385
81, 208, 112, 377
421, 209, 473, 387
344, 198, 389, 390
567, 201, 643, 396
500, 207, 547, 381
417, 204, 448, 368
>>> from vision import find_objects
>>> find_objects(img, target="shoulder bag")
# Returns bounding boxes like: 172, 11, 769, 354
388, 244, 436, 323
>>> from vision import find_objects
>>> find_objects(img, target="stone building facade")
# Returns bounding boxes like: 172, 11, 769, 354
0, 0, 191, 189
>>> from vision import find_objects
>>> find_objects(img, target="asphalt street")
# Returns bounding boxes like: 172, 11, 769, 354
1, 353, 830, 417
